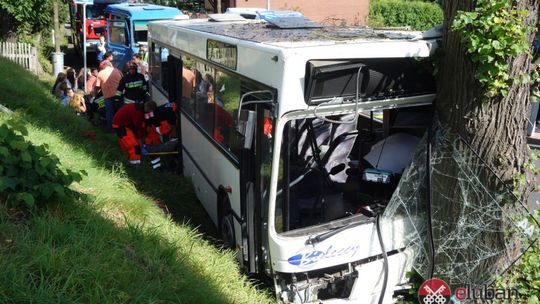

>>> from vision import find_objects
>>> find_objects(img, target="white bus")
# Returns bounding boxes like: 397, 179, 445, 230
148, 16, 438, 303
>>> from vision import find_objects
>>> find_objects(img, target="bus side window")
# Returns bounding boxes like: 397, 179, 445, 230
151, 45, 162, 86
214, 70, 240, 156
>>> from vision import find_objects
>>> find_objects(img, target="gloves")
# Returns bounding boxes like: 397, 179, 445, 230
140, 145, 148, 157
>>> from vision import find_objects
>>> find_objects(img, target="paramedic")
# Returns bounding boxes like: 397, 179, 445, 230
112, 102, 146, 165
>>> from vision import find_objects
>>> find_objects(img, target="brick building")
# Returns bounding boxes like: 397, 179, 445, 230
204, 0, 369, 25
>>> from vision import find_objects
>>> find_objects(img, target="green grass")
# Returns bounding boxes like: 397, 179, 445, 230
0, 57, 274, 303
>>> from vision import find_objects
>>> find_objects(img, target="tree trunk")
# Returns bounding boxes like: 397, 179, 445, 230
53, 0, 60, 53
437, 0, 538, 183
426, 0, 539, 286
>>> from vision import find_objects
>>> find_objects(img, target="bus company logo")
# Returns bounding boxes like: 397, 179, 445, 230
287, 244, 360, 268
418, 278, 451, 304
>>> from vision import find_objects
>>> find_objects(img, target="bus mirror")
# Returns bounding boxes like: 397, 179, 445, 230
237, 109, 256, 149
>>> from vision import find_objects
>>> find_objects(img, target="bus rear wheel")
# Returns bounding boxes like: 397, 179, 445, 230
220, 214, 235, 249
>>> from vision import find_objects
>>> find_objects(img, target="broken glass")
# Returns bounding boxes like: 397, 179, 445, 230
383, 122, 540, 287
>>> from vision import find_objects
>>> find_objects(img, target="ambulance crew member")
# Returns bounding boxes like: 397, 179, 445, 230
112, 102, 146, 164
144, 101, 177, 145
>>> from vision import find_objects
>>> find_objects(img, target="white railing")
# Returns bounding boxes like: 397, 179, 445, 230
0, 41, 38, 75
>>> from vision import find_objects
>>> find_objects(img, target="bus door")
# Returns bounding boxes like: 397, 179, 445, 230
106, 18, 131, 68
238, 92, 275, 275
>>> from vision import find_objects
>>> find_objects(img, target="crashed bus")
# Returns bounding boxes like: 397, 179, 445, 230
147, 14, 440, 303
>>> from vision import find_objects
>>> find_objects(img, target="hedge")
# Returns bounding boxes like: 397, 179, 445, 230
369, 0, 443, 31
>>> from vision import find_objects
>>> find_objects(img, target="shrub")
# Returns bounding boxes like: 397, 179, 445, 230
369, 0, 443, 31
0, 119, 83, 208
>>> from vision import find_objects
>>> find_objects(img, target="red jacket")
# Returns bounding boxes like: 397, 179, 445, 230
112, 104, 145, 139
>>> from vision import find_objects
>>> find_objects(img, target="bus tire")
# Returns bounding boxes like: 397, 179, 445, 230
220, 213, 235, 249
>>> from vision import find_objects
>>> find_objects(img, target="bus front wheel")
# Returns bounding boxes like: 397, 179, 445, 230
220, 214, 235, 249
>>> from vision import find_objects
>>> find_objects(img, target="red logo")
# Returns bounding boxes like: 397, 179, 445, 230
418, 278, 451, 304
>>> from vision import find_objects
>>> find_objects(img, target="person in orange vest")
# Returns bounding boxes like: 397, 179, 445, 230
112, 102, 146, 165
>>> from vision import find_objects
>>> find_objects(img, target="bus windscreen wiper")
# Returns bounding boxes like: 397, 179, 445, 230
305, 219, 369, 245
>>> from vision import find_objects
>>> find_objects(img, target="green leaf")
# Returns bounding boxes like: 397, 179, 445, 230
21, 151, 32, 162
0, 146, 8, 157
17, 192, 34, 208
9, 140, 29, 151
0, 177, 17, 191
53, 184, 65, 197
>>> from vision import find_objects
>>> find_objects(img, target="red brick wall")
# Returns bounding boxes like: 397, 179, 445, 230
235, 0, 369, 25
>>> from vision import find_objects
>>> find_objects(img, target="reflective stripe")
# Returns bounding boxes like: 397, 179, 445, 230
151, 157, 161, 164
124, 98, 136, 104
156, 126, 162, 135
95, 97, 105, 108
152, 163, 161, 169
126, 80, 144, 88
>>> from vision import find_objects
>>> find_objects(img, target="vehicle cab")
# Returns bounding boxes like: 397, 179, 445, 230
105, 3, 184, 69
68, 0, 128, 55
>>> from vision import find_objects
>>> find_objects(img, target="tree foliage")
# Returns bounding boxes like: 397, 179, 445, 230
0, 120, 83, 209
0, 0, 56, 41
369, 0, 443, 31
452, 0, 531, 97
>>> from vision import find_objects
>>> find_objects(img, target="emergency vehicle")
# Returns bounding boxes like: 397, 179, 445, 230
68, 0, 128, 56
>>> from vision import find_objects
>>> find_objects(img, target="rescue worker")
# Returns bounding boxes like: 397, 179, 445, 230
144, 101, 177, 144
112, 102, 146, 165
117, 60, 149, 104
144, 101, 177, 170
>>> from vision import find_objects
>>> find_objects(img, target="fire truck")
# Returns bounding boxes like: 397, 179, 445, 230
68, 0, 128, 56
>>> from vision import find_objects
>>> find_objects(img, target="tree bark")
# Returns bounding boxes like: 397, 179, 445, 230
428, 0, 539, 285
437, 0, 539, 183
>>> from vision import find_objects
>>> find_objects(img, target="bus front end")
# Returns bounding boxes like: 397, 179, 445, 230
267, 57, 436, 303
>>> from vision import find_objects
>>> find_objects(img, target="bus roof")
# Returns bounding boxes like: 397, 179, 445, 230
150, 19, 436, 50
149, 19, 438, 116
105, 3, 182, 20
93, 0, 128, 4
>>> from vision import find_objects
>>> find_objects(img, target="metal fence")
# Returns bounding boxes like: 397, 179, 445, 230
0, 41, 38, 75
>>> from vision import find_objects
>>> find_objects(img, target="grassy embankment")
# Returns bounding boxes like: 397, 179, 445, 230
0, 57, 273, 303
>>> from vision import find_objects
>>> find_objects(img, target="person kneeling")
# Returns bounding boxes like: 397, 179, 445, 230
112, 102, 145, 165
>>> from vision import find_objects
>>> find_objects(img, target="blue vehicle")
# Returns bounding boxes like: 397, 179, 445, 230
105, 3, 184, 69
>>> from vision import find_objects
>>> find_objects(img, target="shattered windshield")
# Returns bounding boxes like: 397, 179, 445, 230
274, 107, 430, 234
382, 122, 540, 287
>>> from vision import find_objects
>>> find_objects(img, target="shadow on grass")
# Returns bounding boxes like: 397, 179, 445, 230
0, 200, 252, 303
0, 58, 275, 302
0, 57, 217, 238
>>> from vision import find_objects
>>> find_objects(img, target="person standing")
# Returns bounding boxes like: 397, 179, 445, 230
112, 102, 146, 165
138, 43, 148, 63
85, 68, 98, 94
94, 61, 123, 131
132, 53, 148, 78
117, 61, 149, 104
99, 52, 114, 71
96, 35, 106, 63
